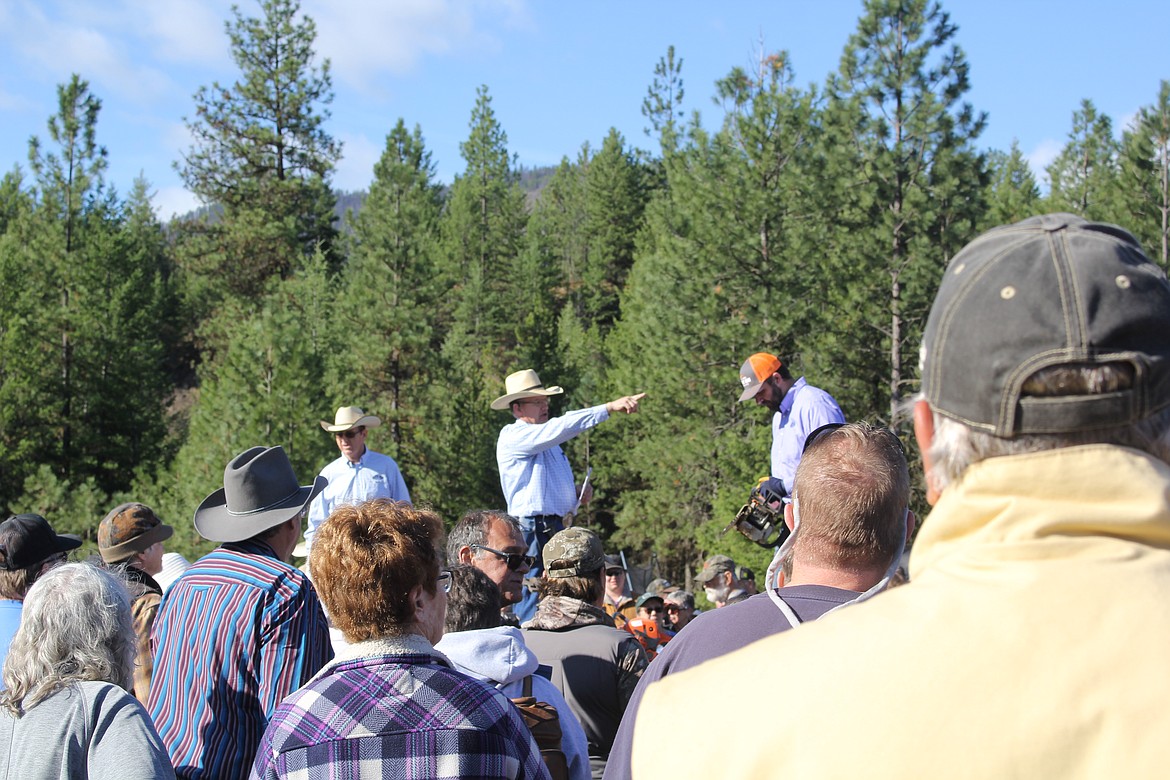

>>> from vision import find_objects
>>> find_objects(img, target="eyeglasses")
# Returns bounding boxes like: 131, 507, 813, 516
605, 569, 626, 577
470, 544, 535, 572
437, 571, 452, 593
643, 605, 665, 614
337, 427, 365, 440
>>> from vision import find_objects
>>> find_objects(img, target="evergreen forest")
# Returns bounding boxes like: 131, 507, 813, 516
1, 0, 1167, 586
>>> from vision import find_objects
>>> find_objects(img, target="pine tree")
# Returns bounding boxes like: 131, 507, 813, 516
1115, 81, 1170, 269
0, 77, 174, 515
822, 0, 987, 427
433, 86, 530, 513
155, 253, 338, 555
175, 0, 340, 305
983, 140, 1041, 229
331, 119, 444, 505
642, 45, 686, 155
1045, 99, 1119, 220
581, 129, 647, 332
602, 51, 822, 577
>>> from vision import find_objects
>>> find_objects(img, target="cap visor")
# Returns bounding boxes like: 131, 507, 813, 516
738, 383, 763, 403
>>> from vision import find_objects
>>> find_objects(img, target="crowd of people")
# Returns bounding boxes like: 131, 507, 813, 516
3, 213, 1170, 778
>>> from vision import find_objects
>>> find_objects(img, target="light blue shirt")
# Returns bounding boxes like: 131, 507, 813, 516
306, 449, 411, 545
771, 377, 846, 491
497, 405, 609, 518
0, 599, 22, 672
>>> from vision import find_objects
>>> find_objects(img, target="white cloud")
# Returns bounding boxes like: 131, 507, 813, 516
4, 0, 174, 102
1027, 138, 1062, 185
130, 0, 233, 66
151, 184, 202, 220
333, 131, 380, 192
308, 0, 532, 92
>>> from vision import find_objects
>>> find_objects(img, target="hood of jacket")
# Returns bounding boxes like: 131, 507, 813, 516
434, 625, 538, 686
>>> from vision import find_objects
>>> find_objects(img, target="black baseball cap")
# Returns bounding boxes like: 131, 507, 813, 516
921, 214, 1170, 437
0, 514, 81, 570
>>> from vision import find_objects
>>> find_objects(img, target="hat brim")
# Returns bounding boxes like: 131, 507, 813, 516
490, 386, 564, 411
738, 381, 764, 403
99, 522, 174, 564
194, 476, 327, 543
320, 415, 381, 432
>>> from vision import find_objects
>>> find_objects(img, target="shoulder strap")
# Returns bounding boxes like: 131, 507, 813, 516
523, 674, 533, 698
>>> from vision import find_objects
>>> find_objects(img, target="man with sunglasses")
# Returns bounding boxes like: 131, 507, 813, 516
305, 406, 411, 549
448, 510, 534, 614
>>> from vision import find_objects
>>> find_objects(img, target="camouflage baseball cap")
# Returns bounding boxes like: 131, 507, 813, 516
645, 577, 679, 595
695, 554, 735, 584
98, 503, 173, 564
544, 528, 604, 579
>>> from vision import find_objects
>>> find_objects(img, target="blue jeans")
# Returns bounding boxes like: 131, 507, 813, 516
518, 514, 565, 576
514, 514, 565, 624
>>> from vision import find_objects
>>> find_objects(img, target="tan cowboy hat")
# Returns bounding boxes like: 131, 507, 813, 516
320, 406, 382, 433
491, 369, 564, 411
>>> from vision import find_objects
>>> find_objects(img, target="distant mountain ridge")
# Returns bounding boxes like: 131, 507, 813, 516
176, 164, 558, 224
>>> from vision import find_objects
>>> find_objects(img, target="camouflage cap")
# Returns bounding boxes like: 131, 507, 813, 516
645, 577, 679, 595
544, 527, 604, 579
98, 502, 173, 564
695, 554, 735, 584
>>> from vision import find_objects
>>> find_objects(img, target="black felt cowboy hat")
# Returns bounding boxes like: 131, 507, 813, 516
194, 446, 327, 543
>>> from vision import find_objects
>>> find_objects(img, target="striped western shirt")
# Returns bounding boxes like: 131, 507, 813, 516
147, 539, 333, 780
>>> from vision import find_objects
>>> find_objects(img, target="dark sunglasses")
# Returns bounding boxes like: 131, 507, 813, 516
471, 544, 535, 572
337, 427, 365, 440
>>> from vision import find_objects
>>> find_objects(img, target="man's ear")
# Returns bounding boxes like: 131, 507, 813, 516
913, 399, 940, 506
784, 502, 796, 531
457, 545, 474, 565
905, 509, 917, 542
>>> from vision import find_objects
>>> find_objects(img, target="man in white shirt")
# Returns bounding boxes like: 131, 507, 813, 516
306, 406, 410, 548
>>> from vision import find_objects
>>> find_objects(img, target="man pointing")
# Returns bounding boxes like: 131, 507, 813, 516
493, 369, 644, 621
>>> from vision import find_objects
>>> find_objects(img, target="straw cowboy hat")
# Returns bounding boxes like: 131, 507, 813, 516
320, 406, 382, 433
194, 446, 327, 543
491, 369, 564, 411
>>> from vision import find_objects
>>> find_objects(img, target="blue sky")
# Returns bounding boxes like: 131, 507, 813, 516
1, 0, 1168, 220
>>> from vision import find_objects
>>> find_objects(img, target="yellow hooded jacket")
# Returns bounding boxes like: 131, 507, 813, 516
633, 445, 1170, 779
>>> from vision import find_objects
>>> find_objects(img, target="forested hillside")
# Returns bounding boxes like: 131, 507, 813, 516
1, 0, 1167, 584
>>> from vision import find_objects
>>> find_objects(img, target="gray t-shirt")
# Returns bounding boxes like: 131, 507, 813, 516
0, 680, 175, 780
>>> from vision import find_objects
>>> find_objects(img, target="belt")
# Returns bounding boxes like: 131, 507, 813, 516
532, 514, 563, 522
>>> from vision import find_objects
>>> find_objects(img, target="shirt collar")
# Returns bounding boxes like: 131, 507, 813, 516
779, 377, 807, 415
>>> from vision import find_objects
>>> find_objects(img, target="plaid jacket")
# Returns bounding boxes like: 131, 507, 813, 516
251, 642, 551, 780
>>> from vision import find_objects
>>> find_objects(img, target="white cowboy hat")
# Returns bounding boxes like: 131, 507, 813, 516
193, 446, 327, 543
320, 406, 382, 433
491, 369, 564, 411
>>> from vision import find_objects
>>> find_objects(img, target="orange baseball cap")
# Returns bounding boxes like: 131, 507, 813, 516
738, 353, 782, 402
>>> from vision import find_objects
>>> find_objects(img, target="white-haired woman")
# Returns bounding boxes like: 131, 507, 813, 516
0, 562, 175, 779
